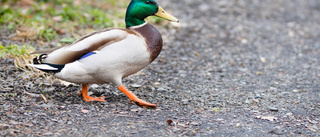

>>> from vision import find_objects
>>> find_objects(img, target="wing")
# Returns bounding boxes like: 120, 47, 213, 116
41, 28, 136, 65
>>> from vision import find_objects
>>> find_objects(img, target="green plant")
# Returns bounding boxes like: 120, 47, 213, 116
38, 27, 58, 41
0, 43, 35, 69
0, 0, 127, 42
212, 107, 221, 113
0, 43, 34, 58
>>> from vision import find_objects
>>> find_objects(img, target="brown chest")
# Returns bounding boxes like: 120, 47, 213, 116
133, 23, 163, 63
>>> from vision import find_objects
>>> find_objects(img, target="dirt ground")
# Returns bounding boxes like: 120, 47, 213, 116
1, 0, 320, 136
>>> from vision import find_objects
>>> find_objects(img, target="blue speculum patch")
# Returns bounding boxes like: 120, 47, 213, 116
80, 52, 96, 59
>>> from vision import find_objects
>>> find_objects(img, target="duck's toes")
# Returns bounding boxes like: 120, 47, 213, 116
83, 95, 106, 102
79, 84, 106, 102
118, 85, 157, 108
132, 99, 157, 108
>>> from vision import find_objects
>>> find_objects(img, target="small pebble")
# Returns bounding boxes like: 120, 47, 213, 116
90, 84, 99, 89
131, 84, 141, 88
157, 87, 166, 92
215, 118, 224, 122
43, 132, 54, 136
81, 109, 89, 114
130, 109, 139, 112
269, 126, 285, 135
190, 121, 201, 126
269, 107, 278, 112
284, 113, 293, 117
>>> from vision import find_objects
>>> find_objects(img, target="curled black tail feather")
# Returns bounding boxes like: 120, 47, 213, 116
33, 54, 48, 64
31, 54, 65, 74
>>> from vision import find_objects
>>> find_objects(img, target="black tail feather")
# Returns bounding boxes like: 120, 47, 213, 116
33, 54, 48, 64
31, 54, 64, 73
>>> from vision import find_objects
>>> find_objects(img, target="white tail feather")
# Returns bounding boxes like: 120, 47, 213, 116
28, 64, 58, 70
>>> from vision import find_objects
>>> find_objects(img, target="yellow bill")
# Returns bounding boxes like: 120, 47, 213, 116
155, 7, 179, 22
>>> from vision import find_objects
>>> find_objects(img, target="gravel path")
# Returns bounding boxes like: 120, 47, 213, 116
1, 0, 320, 136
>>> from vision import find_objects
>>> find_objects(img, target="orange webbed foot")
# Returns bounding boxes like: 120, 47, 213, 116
118, 85, 157, 108
79, 84, 106, 102
82, 95, 106, 102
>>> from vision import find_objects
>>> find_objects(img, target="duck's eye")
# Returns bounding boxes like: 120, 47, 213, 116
145, 1, 151, 4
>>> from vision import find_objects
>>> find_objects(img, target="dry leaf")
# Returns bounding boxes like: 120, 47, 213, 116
166, 119, 173, 126
15, 27, 38, 40
193, 51, 200, 57
60, 80, 75, 86
19, 0, 34, 6
158, 59, 167, 63
21, 8, 29, 15
74, 0, 82, 6
52, 16, 63, 22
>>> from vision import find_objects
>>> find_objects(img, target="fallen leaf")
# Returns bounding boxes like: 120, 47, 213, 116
60, 80, 74, 86
166, 119, 173, 126
53, 27, 66, 34
158, 59, 167, 63
14, 27, 37, 40
74, 0, 82, 6
256, 71, 263, 75
21, 8, 29, 15
41, 4, 48, 10
52, 16, 63, 22
193, 51, 200, 57
19, 0, 34, 6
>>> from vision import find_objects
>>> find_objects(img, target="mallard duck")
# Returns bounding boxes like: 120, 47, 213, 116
29, 0, 178, 108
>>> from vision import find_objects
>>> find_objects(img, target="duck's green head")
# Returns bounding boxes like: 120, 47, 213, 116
125, 0, 179, 28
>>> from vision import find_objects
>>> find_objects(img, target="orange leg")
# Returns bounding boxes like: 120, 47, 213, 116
118, 85, 157, 108
78, 84, 105, 102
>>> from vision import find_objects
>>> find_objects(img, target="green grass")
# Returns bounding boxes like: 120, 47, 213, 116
60, 37, 75, 43
0, 43, 34, 58
0, 43, 36, 75
0, 43, 35, 67
0, 0, 127, 42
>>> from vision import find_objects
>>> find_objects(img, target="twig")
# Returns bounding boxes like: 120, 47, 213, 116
40, 94, 47, 103
24, 91, 40, 97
